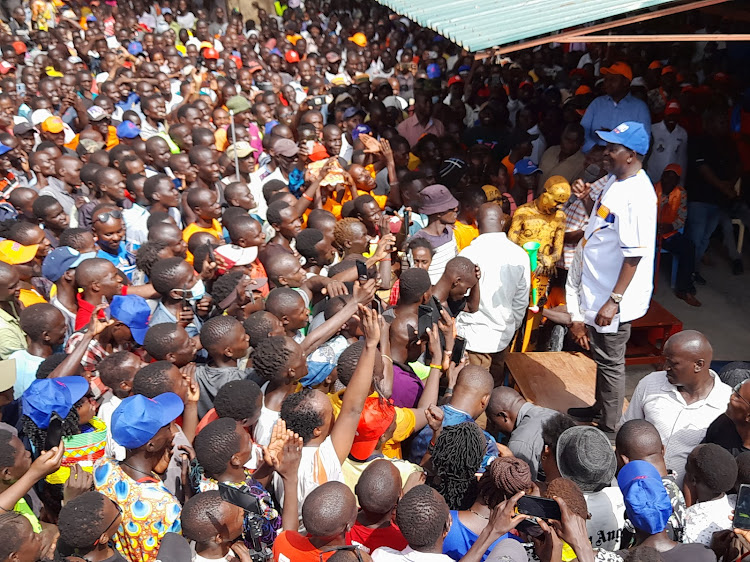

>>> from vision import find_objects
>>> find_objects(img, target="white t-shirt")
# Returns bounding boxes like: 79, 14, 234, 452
581, 170, 656, 325
253, 381, 280, 446
372, 547, 453, 561
585, 486, 626, 552
273, 436, 344, 531
683, 494, 736, 546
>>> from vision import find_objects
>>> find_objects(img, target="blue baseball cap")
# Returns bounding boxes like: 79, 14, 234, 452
116, 120, 141, 139
42, 247, 96, 282
617, 460, 672, 534
343, 106, 366, 120
426, 63, 441, 79
22, 377, 89, 429
111, 393, 184, 449
109, 294, 150, 345
128, 41, 144, 56
0, 143, 11, 156
596, 121, 650, 155
513, 158, 542, 176
352, 123, 372, 140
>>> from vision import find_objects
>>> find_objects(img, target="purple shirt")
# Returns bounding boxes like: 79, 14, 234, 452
391, 363, 424, 408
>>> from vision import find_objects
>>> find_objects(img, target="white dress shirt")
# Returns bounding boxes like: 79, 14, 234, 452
456, 232, 530, 353
620, 370, 731, 486
580, 170, 656, 326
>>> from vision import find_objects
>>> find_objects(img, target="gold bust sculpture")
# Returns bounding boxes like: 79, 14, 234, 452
509, 175, 571, 276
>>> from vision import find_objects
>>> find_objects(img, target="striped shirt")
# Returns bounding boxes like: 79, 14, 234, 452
620, 370, 731, 486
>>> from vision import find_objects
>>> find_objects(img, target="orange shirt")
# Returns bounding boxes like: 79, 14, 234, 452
182, 220, 223, 243
272, 531, 335, 562
501, 155, 515, 189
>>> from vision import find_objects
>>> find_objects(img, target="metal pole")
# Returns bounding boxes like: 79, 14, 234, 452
229, 109, 240, 182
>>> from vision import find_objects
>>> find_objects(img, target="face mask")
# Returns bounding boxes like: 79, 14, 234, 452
188, 279, 205, 302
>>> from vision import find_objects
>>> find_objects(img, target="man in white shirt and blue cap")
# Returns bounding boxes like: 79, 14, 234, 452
566, 121, 657, 433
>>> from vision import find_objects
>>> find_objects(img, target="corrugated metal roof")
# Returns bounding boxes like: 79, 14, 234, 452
377, 0, 680, 52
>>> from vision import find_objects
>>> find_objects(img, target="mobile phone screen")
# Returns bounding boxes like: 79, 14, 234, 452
735, 485, 750, 530
517, 495, 562, 521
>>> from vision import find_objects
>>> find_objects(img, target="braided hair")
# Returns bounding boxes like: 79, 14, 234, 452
430, 422, 485, 510
22, 400, 83, 454
477, 457, 533, 508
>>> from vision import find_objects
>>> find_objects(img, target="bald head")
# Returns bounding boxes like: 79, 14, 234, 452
302, 481, 356, 537
75, 257, 113, 289
454, 365, 494, 398
477, 202, 506, 234
355, 459, 402, 515
265, 287, 305, 318
615, 419, 663, 461
487, 386, 525, 417
664, 330, 713, 361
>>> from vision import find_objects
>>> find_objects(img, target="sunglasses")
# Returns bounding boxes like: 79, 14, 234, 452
319, 545, 364, 562
92, 209, 122, 224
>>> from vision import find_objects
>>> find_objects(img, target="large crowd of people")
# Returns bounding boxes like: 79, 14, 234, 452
0, 0, 749, 561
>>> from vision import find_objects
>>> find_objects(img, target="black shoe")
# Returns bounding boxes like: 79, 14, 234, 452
692, 272, 707, 285
568, 406, 598, 421
733, 259, 744, 275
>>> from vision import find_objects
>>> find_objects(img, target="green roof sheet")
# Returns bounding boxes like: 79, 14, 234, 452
377, 0, 679, 52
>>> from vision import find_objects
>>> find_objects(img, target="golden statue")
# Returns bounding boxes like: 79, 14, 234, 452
508, 175, 571, 276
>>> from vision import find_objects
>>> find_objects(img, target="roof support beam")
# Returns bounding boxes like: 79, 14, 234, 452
560, 33, 750, 42
486, 0, 731, 56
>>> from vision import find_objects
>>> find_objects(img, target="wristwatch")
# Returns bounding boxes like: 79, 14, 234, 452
610, 292, 624, 304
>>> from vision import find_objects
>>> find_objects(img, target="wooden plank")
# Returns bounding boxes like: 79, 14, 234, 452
506, 351, 598, 412
506, 351, 631, 414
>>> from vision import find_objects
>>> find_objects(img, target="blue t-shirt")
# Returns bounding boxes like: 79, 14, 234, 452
408, 405, 498, 470
97, 242, 137, 281
443, 511, 517, 561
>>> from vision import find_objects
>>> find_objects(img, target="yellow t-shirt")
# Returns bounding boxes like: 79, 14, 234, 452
328, 390, 416, 459
182, 219, 223, 243
19, 288, 47, 307
453, 220, 479, 251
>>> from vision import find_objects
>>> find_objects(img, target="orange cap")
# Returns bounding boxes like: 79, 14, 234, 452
600, 62, 633, 82
41, 116, 64, 134
575, 85, 592, 96
648, 60, 662, 70
661, 65, 675, 75
664, 163, 682, 177
348, 32, 367, 48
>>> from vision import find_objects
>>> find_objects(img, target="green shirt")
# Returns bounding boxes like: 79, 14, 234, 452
0, 305, 26, 360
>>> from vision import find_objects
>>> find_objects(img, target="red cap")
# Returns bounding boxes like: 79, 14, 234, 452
12, 41, 26, 55
664, 163, 682, 177
648, 60, 662, 70
247, 61, 263, 73
664, 101, 681, 116
447, 75, 464, 86
203, 47, 219, 60
285, 50, 300, 63
661, 65, 675, 76
229, 55, 242, 69
349, 397, 396, 461
519, 80, 534, 89
308, 142, 329, 162
0, 61, 15, 75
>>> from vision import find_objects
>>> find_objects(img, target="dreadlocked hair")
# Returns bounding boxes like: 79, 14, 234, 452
22, 400, 82, 453
477, 456, 533, 508
431, 422, 485, 510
